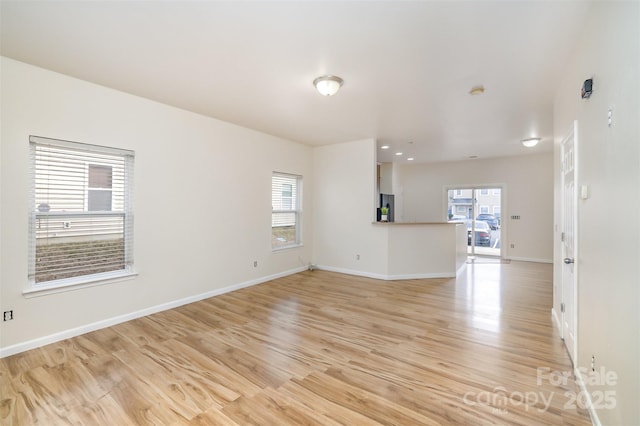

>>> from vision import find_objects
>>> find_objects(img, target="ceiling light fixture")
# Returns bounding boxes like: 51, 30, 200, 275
313, 75, 344, 96
395, 152, 403, 156
469, 85, 485, 96
521, 137, 541, 148
407, 157, 415, 161
381, 145, 390, 150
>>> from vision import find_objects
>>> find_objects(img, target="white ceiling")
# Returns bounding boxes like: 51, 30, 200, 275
1, 1, 591, 163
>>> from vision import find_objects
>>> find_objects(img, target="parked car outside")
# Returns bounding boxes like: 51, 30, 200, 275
448, 214, 467, 223
476, 213, 499, 230
467, 220, 491, 246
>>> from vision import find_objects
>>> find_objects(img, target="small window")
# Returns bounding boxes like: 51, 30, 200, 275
29, 136, 134, 288
456, 189, 462, 196
480, 205, 489, 214
272, 172, 302, 249
493, 206, 501, 215
493, 188, 501, 195
480, 189, 489, 195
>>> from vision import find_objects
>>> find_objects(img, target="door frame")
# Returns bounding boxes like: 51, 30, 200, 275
560, 121, 579, 363
443, 184, 506, 258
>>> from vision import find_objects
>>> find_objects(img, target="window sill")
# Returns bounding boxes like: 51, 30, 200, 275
23, 270, 138, 298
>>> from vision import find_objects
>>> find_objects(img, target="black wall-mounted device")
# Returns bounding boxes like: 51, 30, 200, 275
581, 78, 593, 99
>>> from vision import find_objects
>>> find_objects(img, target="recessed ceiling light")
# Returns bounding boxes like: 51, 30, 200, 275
381, 145, 390, 150
521, 137, 541, 148
407, 157, 415, 161
395, 152, 403, 156
469, 85, 485, 96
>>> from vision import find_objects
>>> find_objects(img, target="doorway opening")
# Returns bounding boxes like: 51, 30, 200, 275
447, 187, 502, 258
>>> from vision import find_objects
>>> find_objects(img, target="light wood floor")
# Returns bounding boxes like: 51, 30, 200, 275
1, 261, 591, 425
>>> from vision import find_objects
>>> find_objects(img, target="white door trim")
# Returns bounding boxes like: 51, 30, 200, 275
560, 120, 579, 364
443, 184, 506, 259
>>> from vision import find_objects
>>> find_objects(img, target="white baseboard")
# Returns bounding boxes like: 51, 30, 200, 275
553, 303, 597, 425
0, 266, 307, 358
386, 272, 456, 280
574, 366, 601, 426
316, 265, 455, 280
316, 265, 388, 280
507, 256, 553, 264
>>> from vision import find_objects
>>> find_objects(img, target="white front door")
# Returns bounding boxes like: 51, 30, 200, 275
561, 121, 578, 363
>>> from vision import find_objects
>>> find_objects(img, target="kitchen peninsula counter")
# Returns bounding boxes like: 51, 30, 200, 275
371, 221, 467, 279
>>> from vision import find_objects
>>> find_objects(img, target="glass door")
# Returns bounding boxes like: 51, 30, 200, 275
447, 187, 502, 257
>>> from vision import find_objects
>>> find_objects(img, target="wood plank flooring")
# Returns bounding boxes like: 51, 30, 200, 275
0, 261, 592, 425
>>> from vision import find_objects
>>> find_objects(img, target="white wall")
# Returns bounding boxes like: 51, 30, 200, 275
552, 2, 639, 424
313, 139, 388, 276
394, 153, 554, 262
379, 162, 393, 194
385, 223, 466, 278
0, 57, 313, 354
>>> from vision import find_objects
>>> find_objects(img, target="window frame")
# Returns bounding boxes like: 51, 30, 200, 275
271, 172, 302, 250
27, 136, 135, 295
281, 183, 293, 211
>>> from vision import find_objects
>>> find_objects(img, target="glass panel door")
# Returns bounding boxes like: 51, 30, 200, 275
447, 187, 502, 257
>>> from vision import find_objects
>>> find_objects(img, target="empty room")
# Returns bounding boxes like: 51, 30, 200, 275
0, 1, 638, 425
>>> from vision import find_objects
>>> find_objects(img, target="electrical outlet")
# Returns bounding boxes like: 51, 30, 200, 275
3, 310, 14, 321
356, 254, 360, 260
510, 243, 515, 249
253, 260, 258, 268
591, 355, 595, 372
63, 221, 71, 229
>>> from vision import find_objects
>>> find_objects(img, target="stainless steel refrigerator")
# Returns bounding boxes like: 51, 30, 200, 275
377, 193, 395, 222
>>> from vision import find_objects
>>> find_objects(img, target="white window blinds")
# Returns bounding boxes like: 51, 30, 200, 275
28, 136, 134, 286
272, 172, 301, 249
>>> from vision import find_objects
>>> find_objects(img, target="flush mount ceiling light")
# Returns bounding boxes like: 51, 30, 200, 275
469, 85, 485, 96
313, 75, 344, 96
521, 137, 541, 148
381, 145, 390, 150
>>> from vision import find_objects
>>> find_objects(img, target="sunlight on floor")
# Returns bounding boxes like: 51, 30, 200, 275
464, 262, 503, 333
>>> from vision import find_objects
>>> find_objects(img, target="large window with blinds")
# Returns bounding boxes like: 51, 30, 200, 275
28, 136, 135, 288
272, 172, 302, 249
